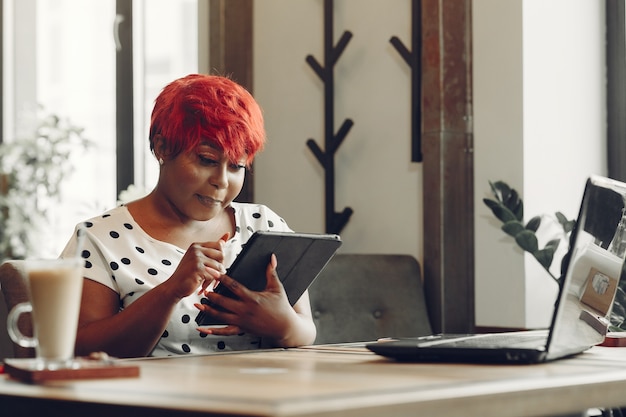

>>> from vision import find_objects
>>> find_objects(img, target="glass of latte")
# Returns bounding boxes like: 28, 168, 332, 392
7, 258, 84, 369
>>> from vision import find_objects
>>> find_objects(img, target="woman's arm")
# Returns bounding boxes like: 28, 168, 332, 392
75, 279, 179, 358
272, 291, 317, 347
75, 240, 227, 358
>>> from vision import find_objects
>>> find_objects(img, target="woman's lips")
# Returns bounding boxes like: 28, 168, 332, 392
197, 194, 222, 206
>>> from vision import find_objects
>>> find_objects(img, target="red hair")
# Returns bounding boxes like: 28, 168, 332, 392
149, 74, 265, 166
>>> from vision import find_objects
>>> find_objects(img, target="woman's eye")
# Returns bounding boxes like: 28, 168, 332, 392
230, 163, 246, 172
199, 155, 217, 165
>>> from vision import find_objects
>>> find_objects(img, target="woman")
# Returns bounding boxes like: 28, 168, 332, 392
61, 74, 316, 357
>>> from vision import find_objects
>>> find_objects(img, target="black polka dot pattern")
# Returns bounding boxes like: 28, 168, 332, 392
68, 202, 288, 356
81, 250, 93, 269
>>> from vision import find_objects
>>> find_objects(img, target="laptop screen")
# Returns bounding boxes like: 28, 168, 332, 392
547, 175, 626, 360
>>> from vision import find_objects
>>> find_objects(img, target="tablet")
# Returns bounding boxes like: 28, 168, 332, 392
195, 231, 342, 326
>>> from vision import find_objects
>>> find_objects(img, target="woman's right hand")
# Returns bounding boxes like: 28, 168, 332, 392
163, 233, 229, 300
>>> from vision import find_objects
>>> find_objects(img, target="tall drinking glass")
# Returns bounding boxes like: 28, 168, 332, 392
7, 258, 84, 369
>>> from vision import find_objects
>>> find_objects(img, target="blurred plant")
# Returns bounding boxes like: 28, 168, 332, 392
117, 183, 149, 206
0, 110, 91, 260
483, 180, 575, 283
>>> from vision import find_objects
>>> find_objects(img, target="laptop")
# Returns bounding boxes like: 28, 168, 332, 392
367, 175, 626, 364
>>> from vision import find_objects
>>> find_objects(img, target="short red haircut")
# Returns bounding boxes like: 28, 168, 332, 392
149, 74, 265, 166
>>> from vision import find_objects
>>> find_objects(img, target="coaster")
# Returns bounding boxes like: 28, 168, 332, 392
601, 332, 626, 347
3, 357, 140, 383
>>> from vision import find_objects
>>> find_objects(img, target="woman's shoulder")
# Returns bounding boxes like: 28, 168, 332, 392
230, 202, 291, 232
81, 205, 130, 227
230, 201, 272, 213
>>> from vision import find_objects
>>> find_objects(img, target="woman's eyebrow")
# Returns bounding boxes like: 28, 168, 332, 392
197, 141, 221, 151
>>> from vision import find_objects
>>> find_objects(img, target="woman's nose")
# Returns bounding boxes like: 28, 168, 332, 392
210, 164, 229, 189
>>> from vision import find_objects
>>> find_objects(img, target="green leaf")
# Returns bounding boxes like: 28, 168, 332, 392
534, 248, 555, 270
555, 211, 567, 225
483, 197, 517, 224
515, 230, 539, 253
501, 221, 525, 237
555, 211, 575, 233
525, 216, 541, 232
505, 190, 525, 221
488, 181, 524, 221
482, 198, 500, 211
556, 212, 576, 234
512, 198, 524, 221
504, 188, 520, 211
491, 181, 511, 203
490, 205, 517, 224
544, 238, 561, 252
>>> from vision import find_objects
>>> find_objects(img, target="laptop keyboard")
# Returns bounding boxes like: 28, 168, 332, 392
418, 331, 548, 349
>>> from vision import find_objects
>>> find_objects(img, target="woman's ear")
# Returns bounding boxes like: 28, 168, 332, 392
152, 134, 167, 162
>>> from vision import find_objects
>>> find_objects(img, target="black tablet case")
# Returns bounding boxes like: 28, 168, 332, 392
195, 231, 342, 326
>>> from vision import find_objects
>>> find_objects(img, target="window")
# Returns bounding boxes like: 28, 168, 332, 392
132, 0, 198, 192
3, 0, 198, 258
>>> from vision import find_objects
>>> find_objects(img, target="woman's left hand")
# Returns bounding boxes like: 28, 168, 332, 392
194, 254, 307, 343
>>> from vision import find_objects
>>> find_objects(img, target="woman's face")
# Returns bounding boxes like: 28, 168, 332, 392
159, 140, 246, 222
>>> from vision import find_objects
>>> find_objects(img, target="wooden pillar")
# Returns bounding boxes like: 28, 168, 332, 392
208, 0, 255, 202
421, 0, 474, 333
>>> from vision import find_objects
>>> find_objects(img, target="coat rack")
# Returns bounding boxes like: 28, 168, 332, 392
389, 0, 422, 162
305, 0, 354, 235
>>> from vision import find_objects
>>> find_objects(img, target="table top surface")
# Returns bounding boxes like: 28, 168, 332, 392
2, 344, 626, 417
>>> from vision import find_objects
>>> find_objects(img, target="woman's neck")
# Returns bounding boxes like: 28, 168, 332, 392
125, 194, 235, 248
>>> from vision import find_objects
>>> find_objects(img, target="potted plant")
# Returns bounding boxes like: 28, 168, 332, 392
483, 180, 626, 331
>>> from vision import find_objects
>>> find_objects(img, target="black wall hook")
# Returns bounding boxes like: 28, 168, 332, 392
390, 0, 422, 162
305, 0, 354, 235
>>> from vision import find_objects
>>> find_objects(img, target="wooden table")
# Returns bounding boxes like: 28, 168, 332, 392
2, 345, 626, 417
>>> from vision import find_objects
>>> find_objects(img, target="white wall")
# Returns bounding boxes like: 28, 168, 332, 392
474, 0, 606, 328
253, 0, 606, 329
253, 0, 422, 259
473, 0, 527, 328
